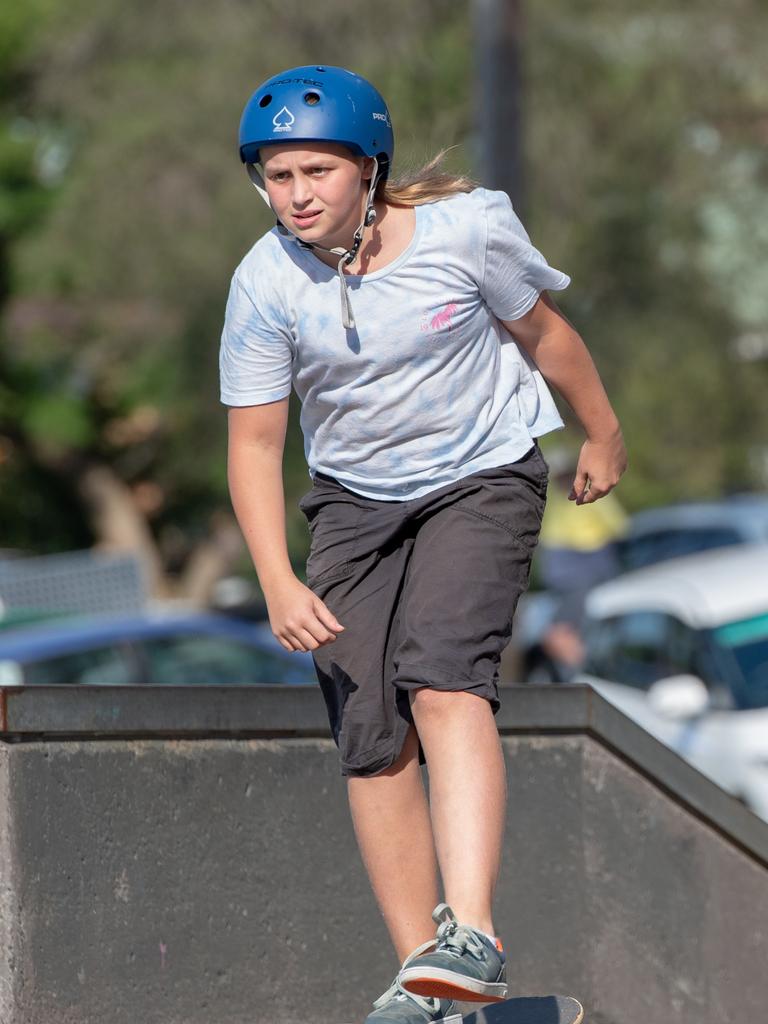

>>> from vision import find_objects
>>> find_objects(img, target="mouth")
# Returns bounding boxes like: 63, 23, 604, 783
292, 210, 322, 228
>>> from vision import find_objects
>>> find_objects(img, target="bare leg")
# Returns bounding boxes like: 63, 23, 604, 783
409, 688, 507, 937
347, 722, 441, 963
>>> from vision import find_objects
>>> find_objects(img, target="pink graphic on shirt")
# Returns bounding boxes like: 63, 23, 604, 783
422, 302, 458, 332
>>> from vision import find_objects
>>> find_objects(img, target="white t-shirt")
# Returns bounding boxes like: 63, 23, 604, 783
220, 187, 570, 501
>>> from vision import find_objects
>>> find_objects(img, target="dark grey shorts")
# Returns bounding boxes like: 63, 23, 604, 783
298, 444, 549, 778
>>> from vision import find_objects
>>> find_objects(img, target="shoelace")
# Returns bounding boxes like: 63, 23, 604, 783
433, 905, 487, 961
371, 974, 441, 1016
372, 937, 441, 1015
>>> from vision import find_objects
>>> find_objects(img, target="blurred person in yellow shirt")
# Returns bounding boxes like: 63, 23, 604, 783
536, 447, 628, 676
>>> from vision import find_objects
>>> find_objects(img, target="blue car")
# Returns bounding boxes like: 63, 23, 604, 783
616, 495, 768, 572
0, 611, 318, 686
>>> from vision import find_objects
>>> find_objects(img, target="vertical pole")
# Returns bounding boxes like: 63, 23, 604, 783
471, 0, 525, 213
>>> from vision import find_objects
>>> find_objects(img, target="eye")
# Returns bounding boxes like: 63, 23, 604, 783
269, 171, 289, 182
309, 166, 330, 175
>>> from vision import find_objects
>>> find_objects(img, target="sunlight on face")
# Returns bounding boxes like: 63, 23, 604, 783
261, 142, 374, 248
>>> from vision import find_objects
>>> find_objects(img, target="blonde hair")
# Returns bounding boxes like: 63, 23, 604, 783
375, 147, 478, 206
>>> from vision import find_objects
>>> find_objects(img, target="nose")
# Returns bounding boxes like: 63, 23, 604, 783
291, 172, 313, 207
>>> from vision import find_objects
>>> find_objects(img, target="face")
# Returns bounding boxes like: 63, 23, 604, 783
260, 142, 374, 249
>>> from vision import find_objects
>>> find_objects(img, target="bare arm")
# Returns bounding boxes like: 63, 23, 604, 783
501, 292, 627, 503
227, 399, 344, 651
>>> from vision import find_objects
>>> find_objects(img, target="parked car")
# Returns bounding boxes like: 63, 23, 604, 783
519, 494, 768, 682
0, 610, 317, 686
616, 494, 768, 572
575, 544, 768, 820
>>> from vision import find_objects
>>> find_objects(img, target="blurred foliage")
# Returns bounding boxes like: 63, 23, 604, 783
0, 0, 766, 587
526, 2, 768, 504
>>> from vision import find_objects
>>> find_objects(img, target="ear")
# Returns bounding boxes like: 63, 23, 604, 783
361, 156, 375, 183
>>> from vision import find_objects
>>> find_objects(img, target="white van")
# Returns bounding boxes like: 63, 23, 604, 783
577, 544, 768, 821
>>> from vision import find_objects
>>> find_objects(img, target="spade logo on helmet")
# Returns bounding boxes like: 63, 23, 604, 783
272, 106, 295, 133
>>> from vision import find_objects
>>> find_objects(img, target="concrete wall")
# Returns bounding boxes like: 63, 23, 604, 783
1, 685, 767, 1024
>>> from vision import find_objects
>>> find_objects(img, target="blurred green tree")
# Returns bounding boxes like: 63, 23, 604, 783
1, 0, 473, 599
1, 0, 766, 602
526, 2, 768, 504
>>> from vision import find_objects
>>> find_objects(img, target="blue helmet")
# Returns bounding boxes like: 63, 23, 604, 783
238, 65, 394, 181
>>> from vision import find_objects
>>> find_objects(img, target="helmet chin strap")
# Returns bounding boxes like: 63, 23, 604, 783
246, 158, 380, 330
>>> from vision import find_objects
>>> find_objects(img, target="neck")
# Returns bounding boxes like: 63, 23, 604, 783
309, 195, 386, 272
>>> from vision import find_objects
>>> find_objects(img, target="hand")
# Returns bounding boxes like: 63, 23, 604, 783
264, 574, 345, 653
569, 431, 627, 504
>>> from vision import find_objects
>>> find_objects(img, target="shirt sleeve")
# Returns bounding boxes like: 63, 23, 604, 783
219, 270, 294, 407
480, 189, 571, 321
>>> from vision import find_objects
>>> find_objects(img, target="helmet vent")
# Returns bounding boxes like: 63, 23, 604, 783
304, 91, 321, 105
259, 94, 272, 108
315, 66, 326, 72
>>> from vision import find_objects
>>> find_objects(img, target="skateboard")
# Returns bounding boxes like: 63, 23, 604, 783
342, 994, 584, 1024
462, 994, 584, 1024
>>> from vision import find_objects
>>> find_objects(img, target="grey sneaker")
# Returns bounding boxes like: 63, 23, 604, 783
363, 977, 461, 1024
365, 938, 462, 1024
398, 903, 507, 1003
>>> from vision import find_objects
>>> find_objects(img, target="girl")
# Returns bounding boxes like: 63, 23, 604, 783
221, 65, 625, 1024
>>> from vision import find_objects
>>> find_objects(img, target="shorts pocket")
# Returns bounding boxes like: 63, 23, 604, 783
303, 496, 365, 585
454, 469, 546, 551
